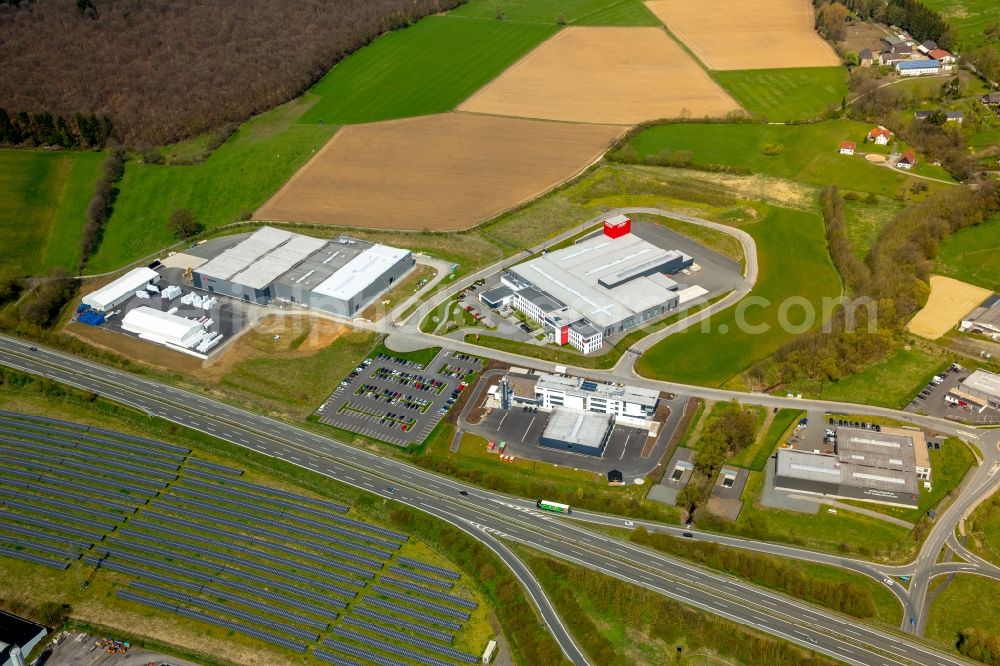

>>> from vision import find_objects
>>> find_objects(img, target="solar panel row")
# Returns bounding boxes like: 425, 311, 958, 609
331, 626, 454, 666
116, 589, 307, 653
201, 581, 343, 619
0, 426, 182, 472
184, 457, 243, 476
351, 606, 453, 644
83, 557, 207, 590
0, 411, 190, 455
319, 640, 408, 666
0, 478, 137, 514
180, 467, 348, 512
0, 416, 187, 463
387, 565, 454, 590
130, 512, 383, 572
194, 586, 332, 631
4, 467, 149, 503
397, 556, 460, 581
0, 546, 69, 570
381, 576, 477, 610
0, 437, 178, 482
0, 495, 119, 529
0, 486, 127, 521
0, 523, 92, 552
0, 454, 161, 496
129, 582, 321, 642
91, 550, 216, 582
369, 586, 470, 621
0, 537, 78, 560
0, 446, 167, 491
5, 511, 106, 541
182, 477, 347, 523
362, 596, 463, 631
312, 647, 379, 666
343, 617, 476, 663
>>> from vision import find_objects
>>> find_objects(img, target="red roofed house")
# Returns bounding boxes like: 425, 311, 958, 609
868, 127, 892, 145
839, 141, 856, 155
928, 48, 954, 64
897, 149, 916, 169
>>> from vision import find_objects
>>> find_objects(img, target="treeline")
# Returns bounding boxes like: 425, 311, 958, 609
387, 508, 569, 666
524, 552, 836, 666
676, 401, 756, 512
958, 628, 1000, 665
0, 0, 463, 146
78, 151, 124, 271
0, 108, 113, 148
836, 0, 953, 47
629, 528, 878, 618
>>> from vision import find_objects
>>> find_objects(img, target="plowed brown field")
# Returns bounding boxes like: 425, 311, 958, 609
646, 0, 841, 70
255, 113, 622, 230
458, 26, 740, 124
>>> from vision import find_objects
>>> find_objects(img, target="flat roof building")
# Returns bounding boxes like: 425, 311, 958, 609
82, 267, 160, 312
960, 295, 1000, 337
539, 408, 614, 457
959, 370, 1000, 411
534, 373, 659, 423
0, 611, 47, 666
121, 306, 206, 350
193, 227, 413, 318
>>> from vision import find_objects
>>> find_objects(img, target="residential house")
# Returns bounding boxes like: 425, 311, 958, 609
981, 92, 1000, 106
946, 111, 964, 123
928, 48, 955, 64
868, 126, 892, 145
879, 50, 908, 66
914, 110, 934, 121
896, 150, 917, 169
839, 141, 856, 155
859, 48, 873, 67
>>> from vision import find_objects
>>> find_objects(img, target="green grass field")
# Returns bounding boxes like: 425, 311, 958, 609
88, 99, 335, 272
711, 67, 847, 122
969, 493, 1000, 565
935, 215, 1000, 291
449, 0, 660, 25
636, 206, 841, 387
297, 17, 557, 126
926, 575, 1000, 651
625, 120, 953, 197
919, 0, 999, 51
0, 150, 104, 279
731, 408, 801, 471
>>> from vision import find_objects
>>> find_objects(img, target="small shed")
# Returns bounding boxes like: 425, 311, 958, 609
859, 48, 872, 67
896, 149, 917, 169
839, 141, 856, 155
607, 469, 624, 485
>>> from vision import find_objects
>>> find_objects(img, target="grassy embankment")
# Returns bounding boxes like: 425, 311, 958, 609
935, 214, 1000, 291
449, 0, 660, 25
711, 67, 848, 122
0, 150, 104, 279
926, 576, 1000, 654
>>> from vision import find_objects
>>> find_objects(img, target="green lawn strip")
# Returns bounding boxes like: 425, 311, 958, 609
968, 492, 1000, 565
0, 150, 104, 279
615, 526, 901, 626
624, 119, 953, 197
732, 408, 802, 471
298, 17, 556, 125
636, 206, 841, 387
710, 67, 848, 122
935, 214, 1000, 291
518, 546, 838, 666
89, 99, 335, 272
449, 0, 659, 25
842, 195, 903, 259
925, 575, 1000, 653
696, 470, 915, 561
367, 340, 441, 368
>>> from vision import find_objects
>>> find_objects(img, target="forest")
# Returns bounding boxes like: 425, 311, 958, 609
0, 0, 463, 146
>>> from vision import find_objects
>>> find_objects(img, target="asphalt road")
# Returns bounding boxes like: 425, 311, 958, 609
0, 334, 988, 666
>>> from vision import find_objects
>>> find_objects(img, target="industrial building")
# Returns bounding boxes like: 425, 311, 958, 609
501, 371, 659, 425
81, 267, 160, 312
120, 306, 208, 350
0, 610, 46, 666
950, 369, 1000, 413
896, 59, 941, 76
193, 227, 413, 317
959, 295, 1000, 337
538, 408, 614, 457
774, 426, 929, 508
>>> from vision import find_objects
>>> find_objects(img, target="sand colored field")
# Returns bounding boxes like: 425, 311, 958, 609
256, 113, 622, 230
646, 0, 841, 70
907, 275, 992, 339
457, 27, 741, 124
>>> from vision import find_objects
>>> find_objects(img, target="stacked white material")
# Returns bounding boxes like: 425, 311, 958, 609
196, 332, 223, 353
179, 292, 218, 310
146, 283, 160, 293
162, 285, 182, 300
81, 267, 159, 311
134, 291, 150, 300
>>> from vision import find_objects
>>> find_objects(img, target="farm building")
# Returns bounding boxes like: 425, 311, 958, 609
927, 48, 954, 63
538, 408, 614, 457
896, 59, 940, 76
896, 150, 917, 169
868, 126, 892, 144
859, 48, 872, 67
0, 610, 46, 666
917, 40, 937, 54
839, 141, 856, 155
121, 306, 206, 349
960, 295, 1000, 336
81, 267, 160, 312
501, 215, 697, 353
193, 227, 413, 318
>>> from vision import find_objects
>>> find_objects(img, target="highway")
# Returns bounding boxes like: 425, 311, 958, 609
1, 333, 992, 666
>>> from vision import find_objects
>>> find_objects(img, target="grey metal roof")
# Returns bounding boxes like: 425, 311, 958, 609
480, 285, 513, 304
196, 227, 293, 282
541, 408, 612, 449
962, 370, 1000, 401
516, 285, 564, 313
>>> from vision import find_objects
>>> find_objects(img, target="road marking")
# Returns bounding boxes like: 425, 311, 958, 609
522, 416, 535, 442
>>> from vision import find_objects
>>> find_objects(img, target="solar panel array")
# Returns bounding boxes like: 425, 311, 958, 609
0, 411, 485, 663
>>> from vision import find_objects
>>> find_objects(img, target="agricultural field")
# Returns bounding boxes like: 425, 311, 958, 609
0, 150, 104, 279
88, 99, 335, 273
711, 67, 848, 122
646, 0, 840, 70
935, 215, 1000, 291
458, 27, 740, 124
919, 0, 1000, 51
297, 17, 557, 126
906, 276, 992, 340
624, 120, 953, 196
256, 113, 622, 230
636, 206, 841, 387
449, 0, 661, 25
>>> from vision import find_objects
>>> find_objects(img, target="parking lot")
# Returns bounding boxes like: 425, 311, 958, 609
905, 364, 1000, 424
41, 630, 201, 666
315, 349, 481, 446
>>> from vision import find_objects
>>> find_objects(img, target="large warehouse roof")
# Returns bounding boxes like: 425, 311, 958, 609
196, 227, 292, 282
121, 306, 204, 348
229, 234, 327, 289
312, 245, 410, 301
962, 369, 1000, 401
509, 233, 685, 328
82, 267, 159, 311
541, 408, 612, 450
